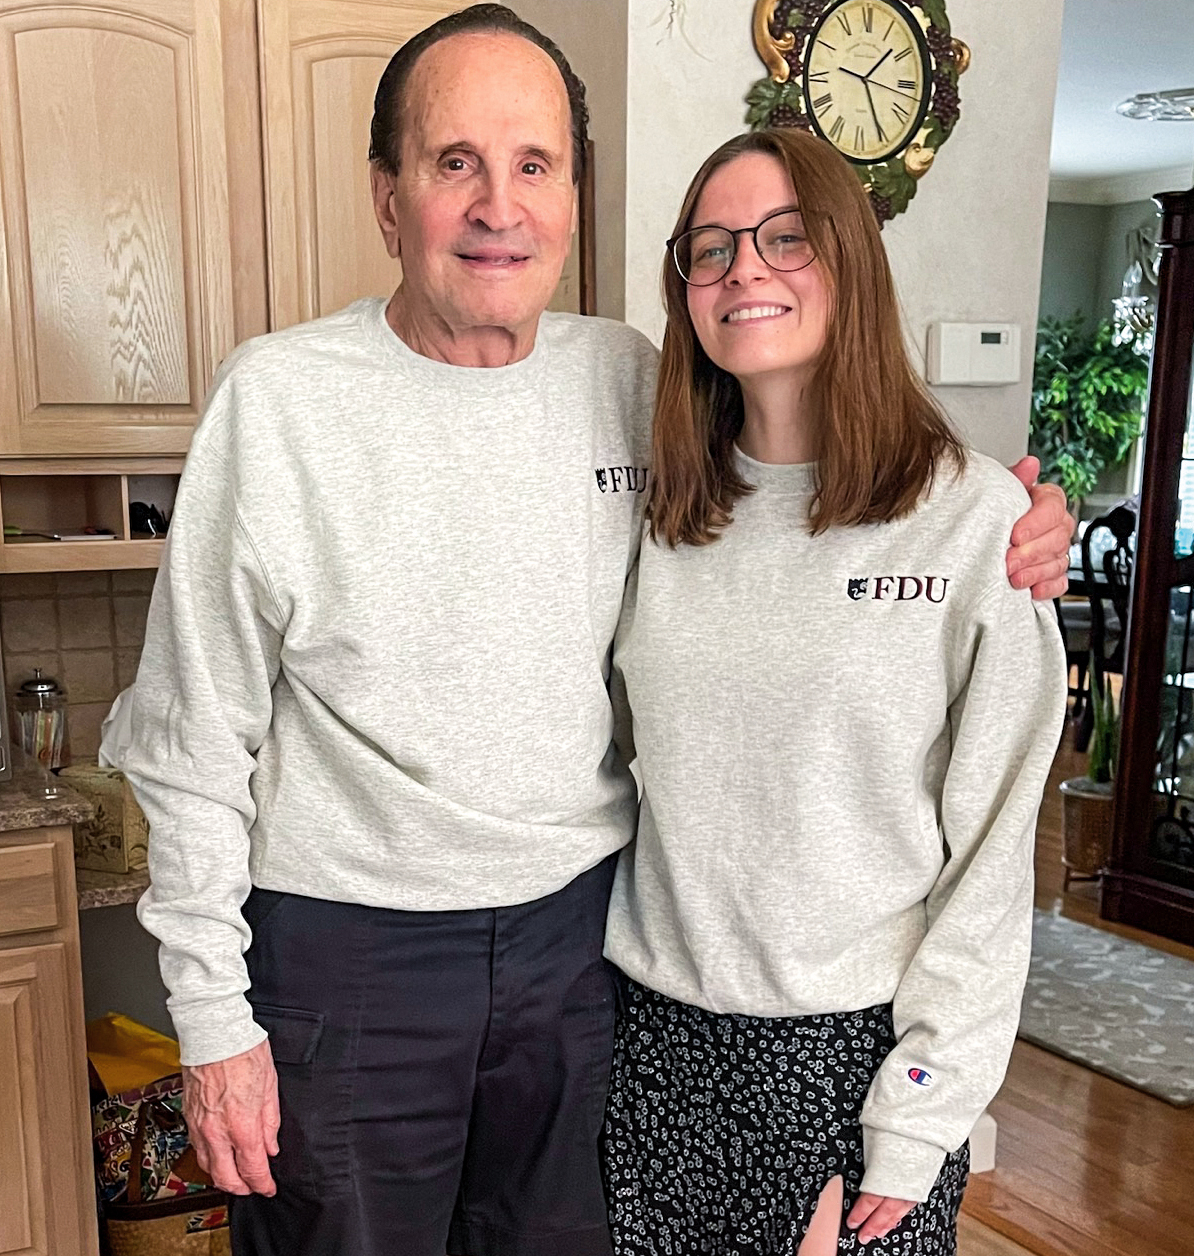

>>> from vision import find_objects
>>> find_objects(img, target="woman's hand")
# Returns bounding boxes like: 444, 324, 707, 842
845, 1192, 917, 1244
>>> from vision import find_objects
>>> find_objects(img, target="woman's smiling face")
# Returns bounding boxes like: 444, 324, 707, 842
684, 152, 831, 393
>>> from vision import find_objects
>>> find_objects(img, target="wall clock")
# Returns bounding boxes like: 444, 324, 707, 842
747, 0, 970, 225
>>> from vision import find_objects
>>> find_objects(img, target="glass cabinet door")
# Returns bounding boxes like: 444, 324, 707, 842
1147, 339, 1194, 877
1103, 187, 1194, 944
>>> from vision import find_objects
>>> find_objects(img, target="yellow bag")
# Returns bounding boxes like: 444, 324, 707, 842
87, 1012, 181, 1095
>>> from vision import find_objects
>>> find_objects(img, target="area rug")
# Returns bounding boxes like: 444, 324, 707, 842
1017, 908, 1194, 1106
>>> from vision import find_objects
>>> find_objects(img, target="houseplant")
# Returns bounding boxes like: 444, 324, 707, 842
1059, 676, 1119, 885
1029, 316, 1149, 514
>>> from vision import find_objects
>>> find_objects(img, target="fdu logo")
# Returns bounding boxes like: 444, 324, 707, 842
908, 1068, 933, 1087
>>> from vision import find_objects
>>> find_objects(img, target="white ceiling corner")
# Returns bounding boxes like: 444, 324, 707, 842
1050, 0, 1194, 198
1048, 164, 1194, 205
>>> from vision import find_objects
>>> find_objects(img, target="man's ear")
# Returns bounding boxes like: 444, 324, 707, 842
370, 164, 402, 260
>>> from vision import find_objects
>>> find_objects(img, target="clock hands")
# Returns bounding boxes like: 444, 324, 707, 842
840, 66, 918, 102
837, 48, 904, 150
862, 48, 893, 82
868, 77, 920, 102
862, 80, 886, 144
816, 37, 914, 152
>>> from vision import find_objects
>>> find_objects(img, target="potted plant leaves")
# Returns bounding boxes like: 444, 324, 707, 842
1029, 316, 1149, 517
1059, 676, 1119, 886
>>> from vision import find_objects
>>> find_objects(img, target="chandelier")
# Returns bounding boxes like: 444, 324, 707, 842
1116, 87, 1194, 122
1109, 88, 1192, 349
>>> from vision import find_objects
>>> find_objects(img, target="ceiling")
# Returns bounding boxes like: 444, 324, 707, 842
1051, 0, 1194, 181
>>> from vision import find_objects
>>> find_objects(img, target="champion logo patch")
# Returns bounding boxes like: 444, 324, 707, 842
908, 1067, 933, 1087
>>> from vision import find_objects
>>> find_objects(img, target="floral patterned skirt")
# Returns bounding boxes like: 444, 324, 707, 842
601, 977, 968, 1255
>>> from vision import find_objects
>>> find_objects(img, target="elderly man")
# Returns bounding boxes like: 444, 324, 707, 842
126, 6, 1071, 1255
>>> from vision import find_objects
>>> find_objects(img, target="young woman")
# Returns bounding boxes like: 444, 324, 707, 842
601, 128, 1068, 1256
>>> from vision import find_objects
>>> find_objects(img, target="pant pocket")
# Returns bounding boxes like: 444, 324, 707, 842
253, 1003, 324, 1064
250, 1002, 328, 1197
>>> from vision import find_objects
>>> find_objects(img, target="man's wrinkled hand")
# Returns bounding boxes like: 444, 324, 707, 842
1006, 455, 1076, 600
182, 1038, 280, 1196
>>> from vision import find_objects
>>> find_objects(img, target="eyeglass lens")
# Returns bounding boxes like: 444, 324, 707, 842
674, 211, 812, 285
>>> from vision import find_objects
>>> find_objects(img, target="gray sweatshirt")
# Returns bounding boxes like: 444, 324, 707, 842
126, 298, 657, 1066
605, 448, 1067, 1202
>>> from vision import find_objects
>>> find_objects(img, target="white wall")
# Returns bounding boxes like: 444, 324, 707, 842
516, 0, 629, 320
622, 0, 1065, 466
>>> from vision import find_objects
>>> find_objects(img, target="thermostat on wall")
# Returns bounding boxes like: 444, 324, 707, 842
926, 322, 1021, 386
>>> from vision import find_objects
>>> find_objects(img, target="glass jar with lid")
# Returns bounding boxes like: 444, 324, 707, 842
14, 668, 71, 776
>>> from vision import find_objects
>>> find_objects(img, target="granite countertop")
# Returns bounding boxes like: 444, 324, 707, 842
76, 866, 151, 910
0, 774, 151, 909
0, 774, 93, 831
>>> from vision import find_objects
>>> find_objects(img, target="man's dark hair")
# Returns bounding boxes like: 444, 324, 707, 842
368, 4, 589, 185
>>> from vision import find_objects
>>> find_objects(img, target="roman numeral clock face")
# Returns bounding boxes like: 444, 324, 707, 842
803, 0, 931, 165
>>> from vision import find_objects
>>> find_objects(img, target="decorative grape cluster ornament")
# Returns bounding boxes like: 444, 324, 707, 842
746, 0, 969, 226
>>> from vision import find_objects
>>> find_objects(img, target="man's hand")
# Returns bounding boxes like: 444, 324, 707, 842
1007, 455, 1076, 600
846, 1192, 917, 1244
182, 1038, 280, 1196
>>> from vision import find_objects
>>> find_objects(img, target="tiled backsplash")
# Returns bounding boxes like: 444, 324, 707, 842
0, 570, 156, 759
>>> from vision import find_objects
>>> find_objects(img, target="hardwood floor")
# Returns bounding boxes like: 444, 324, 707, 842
960, 710, 1194, 1256
958, 1213, 1036, 1256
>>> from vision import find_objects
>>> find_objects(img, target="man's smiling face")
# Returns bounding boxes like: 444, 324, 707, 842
380, 30, 578, 344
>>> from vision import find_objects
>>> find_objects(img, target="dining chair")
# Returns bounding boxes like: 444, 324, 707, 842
1076, 503, 1136, 751
1055, 597, 1091, 724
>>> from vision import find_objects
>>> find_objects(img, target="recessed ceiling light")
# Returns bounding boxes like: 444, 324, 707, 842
1116, 88, 1194, 121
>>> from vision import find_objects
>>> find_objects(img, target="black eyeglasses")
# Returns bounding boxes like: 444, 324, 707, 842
667, 210, 815, 287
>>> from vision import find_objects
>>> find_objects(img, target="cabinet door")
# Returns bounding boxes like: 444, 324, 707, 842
0, 944, 97, 1256
0, 0, 262, 456
258, 0, 459, 330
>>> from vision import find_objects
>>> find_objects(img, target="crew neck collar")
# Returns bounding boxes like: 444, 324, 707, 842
734, 445, 818, 496
364, 298, 549, 390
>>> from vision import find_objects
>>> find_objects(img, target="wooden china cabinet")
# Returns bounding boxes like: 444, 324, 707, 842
1102, 184, 1194, 945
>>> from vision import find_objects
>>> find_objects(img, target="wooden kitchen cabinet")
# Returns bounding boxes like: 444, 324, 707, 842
0, 458, 182, 572
0, 0, 267, 457
257, 0, 452, 329
0, 817, 98, 1256
0, 0, 451, 465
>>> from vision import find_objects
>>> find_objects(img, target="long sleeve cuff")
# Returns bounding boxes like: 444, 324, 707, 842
861, 1127, 948, 1202
172, 992, 268, 1067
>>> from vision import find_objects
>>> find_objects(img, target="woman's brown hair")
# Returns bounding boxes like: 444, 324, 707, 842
648, 127, 965, 547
